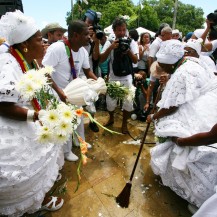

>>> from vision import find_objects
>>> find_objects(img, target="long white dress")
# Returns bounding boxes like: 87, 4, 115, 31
150, 57, 217, 207
0, 53, 64, 217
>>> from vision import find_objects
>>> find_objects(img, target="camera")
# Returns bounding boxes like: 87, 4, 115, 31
84, 9, 104, 40
136, 80, 143, 86
118, 37, 132, 52
207, 10, 217, 31
93, 25, 104, 40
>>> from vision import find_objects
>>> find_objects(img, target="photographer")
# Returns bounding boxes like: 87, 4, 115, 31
81, 9, 103, 77
99, 17, 138, 134
133, 71, 149, 121
81, 9, 104, 132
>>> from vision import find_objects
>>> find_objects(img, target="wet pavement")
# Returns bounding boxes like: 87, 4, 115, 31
31, 109, 192, 217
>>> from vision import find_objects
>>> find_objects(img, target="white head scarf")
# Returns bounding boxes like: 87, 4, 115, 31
156, 39, 184, 64
0, 10, 38, 45
185, 38, 202, 55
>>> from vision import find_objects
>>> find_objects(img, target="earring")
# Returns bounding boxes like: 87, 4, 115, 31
23, 48, 28, 53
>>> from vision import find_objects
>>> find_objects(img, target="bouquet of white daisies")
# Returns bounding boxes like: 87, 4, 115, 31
106, 81, 136, 102
16, 66, 82, 145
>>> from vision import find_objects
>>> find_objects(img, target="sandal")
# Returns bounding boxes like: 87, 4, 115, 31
41, 196, 64, 211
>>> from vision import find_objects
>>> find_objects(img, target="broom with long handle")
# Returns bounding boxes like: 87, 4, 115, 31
116, 84, 163, 208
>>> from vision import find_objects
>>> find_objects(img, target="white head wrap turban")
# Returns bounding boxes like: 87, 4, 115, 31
156, 39, 184, 64
0, 10, 38, 45
185, 38, 203, 55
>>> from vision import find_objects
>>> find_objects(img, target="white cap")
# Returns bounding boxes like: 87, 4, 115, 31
0, 10, 38, 45
172, 29, 180, 34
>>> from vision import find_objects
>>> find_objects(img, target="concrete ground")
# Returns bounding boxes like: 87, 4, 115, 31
29, 109, 192, 217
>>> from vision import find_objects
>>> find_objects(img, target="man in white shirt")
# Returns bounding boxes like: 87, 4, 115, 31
99, 17, 138, 134
42, 20, 97, 161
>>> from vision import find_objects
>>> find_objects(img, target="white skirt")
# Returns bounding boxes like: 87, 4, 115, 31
0, 116, 64, 217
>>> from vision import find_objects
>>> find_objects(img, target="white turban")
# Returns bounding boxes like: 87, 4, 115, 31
0, 10, 38, 45
156, 39, 184, 64
185, 38, 203, 55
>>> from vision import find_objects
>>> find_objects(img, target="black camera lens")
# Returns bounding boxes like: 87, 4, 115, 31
118, 38, 131, 52
93, 25, 104, 40
95, 29, 104, 40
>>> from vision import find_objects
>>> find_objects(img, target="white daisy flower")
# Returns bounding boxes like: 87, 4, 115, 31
115, 81, 121, 86
43, 109, 60, 126
22, 80, 37, 100
39, 66, 54, 75
53, 133, 69, 145
55, 120, 73, 135
37, 129, 53, 144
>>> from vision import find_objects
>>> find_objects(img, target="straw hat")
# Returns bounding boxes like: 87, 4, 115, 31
41, 23, 67, 38
150, 61, 166, 79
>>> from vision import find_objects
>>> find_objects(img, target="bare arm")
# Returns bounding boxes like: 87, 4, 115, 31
99, 40, 118, 63
153, 106, 177, 120
144, 81, 155, 111
0, 102, 30, 121
148, 56, 154, 76
126, 49, 138, 64
48, 75, 67, 103
201, 19, 213, 52
92, 35, 100, 61
173, 124, 217, 146
83, 68, 97, 80
139, 45, 144, 60
146, 106, 178, 123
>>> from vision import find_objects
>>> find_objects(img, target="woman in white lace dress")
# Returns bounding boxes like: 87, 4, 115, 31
0, 11, 65, 217
147, 39, 217, 208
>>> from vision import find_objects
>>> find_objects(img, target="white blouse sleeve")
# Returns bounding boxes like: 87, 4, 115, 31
157, 61, 204, 109
0, 55, 22, 103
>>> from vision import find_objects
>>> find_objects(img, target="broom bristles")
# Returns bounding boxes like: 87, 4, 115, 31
115, 182, 132, 208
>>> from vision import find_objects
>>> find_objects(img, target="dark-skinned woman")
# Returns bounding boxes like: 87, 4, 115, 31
0, 10, 65, 216
147, 39, 217, 211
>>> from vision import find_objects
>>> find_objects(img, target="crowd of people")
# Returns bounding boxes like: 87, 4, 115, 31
0, 7, 217, 217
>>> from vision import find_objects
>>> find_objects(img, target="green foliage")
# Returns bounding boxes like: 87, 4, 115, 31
65, 0, 205, 36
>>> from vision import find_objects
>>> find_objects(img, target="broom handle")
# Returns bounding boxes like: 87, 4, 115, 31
129, 84, 163, 181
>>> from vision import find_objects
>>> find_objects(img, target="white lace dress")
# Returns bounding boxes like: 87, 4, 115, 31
0, 53, 64, 217
150, 57, 217, 207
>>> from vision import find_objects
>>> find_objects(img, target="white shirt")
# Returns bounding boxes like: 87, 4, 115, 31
42, 41, 90, 89
131, 39, 139, 68
211, 39, 217, 51
102, 39, 138, 81
149, 37, 162, 58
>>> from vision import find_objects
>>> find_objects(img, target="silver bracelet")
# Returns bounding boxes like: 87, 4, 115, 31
27, 110, 35, 122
